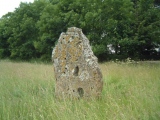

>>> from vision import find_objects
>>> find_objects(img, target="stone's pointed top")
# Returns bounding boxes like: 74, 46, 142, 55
67, 27, 82, 32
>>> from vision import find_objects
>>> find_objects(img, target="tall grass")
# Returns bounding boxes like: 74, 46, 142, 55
0, 60, 160, 120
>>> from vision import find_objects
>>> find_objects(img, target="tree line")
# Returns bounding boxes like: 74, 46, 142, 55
0, 0, 160, 61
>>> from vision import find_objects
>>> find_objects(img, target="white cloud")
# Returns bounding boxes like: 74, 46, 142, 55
0, 0, 34, 18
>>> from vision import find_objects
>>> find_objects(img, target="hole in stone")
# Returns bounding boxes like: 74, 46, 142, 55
77, 88, 84, 97
91, 86, 94, 90
73, 66, 79, 76
73, 90, 75, 92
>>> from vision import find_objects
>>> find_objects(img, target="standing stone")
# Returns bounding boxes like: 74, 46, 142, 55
52, 27, 103, 99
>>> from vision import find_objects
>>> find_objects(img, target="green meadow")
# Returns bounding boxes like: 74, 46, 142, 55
0, 60, 160, 120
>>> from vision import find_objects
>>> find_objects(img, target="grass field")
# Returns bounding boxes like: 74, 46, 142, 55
0, 60, 160, 120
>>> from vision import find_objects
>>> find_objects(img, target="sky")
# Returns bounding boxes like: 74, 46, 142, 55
0, 0, 34, 18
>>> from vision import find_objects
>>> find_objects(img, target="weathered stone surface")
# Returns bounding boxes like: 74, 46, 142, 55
52, 27, 103, 99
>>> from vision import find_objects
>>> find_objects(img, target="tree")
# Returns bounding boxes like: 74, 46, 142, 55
2, 1, 47, 60
0, 0, 159, 61
35, 1, 63, 60
0, 13, 12, 58
36, 0, 89, 60
132, 0, 160, 57
85, 0, 134, 58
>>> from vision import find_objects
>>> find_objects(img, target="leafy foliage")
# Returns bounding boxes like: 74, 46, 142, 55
0, 0, 160, 61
